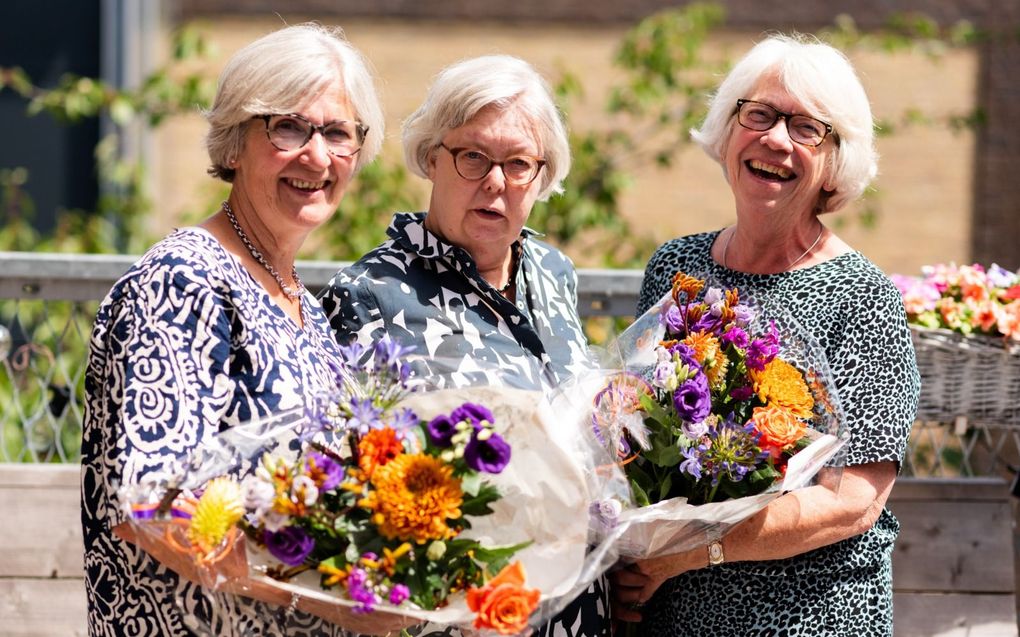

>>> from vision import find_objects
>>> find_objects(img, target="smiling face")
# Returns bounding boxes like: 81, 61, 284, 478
723, 76, 836, 218
231, 80, 359, 240
424, 104, 543, 266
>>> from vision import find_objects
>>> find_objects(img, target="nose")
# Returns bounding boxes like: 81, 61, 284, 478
300, 131, 331, 169
481, 162, 507, 193
761, 117, 794, 151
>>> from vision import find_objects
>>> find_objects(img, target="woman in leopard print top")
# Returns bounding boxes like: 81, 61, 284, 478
611, 34, 920, 636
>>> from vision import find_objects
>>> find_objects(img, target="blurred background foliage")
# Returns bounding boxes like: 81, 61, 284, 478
0, 3, 984, 266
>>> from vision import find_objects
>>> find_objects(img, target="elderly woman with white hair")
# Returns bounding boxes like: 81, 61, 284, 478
610, 34, 920, 636
81, 23, 395, 636
319, 55, 609, 635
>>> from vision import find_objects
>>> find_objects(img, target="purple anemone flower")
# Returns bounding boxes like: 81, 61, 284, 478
464, 431, 512, 474
264, 526, 315, 566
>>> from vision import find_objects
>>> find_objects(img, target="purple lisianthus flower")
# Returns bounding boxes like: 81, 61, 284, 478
450, 402, 494, 428
389, 583, 410, 606
733, 303, 756, 328
678, 445, 704, 480
347, 397, 384, 434
688, 311, 721, 335
673, 373, 711, 423
720, 325, 749, 349
426, 414, 457, 447
682, 418, 708, 439
264, 526, 315, 566
668, 342, 701, 371
464, 431, 512, 473
305, 451, 344, 491
661, 304, 685, 336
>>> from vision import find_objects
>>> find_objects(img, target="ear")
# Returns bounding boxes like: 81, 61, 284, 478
426, 147, 439, 181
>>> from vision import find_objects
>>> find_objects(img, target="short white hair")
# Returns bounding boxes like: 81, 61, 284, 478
401, 55, 570, 201
205, 23, 384, 182
690, 33, 877, 213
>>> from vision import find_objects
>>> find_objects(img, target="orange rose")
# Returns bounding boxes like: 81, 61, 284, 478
466, 561, 541, 635
751, 404, 806, 451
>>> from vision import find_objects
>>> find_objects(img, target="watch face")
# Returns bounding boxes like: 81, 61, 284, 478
708, 541, 724, 565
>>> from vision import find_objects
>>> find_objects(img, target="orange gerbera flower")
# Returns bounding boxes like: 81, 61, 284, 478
749, 358, 814, 419
361, 453, 463, 544
682, 331, 727, 389
751, 404, 807, 451
357, 427, 405, 479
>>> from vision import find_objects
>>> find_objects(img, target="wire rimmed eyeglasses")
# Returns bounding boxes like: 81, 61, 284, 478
439, 143, 546, 186
255, 113, 368, 157
734, 99, 835, 147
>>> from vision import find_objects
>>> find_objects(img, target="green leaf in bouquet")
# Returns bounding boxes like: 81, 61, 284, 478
638, 392, 674, 428
628, 475, 652, 507
644, 433, 681, 467
657, 472, 674, 501
472, 540, 533, 565
461, 482, 501, 517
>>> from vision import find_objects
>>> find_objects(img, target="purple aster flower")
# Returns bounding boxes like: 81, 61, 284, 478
389, 583, 410, 606
305, 451, 344, 491
672, 373, 711, 423
464, 431, 512, 474
720, 326, 749, 349
347, 397, 384, 434
264, 526, 315, 566
426, 414, 457, 447
678, 445, 704, 480
450, 402, 494, 428
346, 567, 380, 613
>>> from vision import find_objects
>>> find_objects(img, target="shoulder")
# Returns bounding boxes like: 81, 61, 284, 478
525, 238, 577, 275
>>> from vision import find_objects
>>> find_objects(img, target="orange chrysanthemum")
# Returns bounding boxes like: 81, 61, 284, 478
357, 427, 405, 479
672, 272, 705, 304
749, 358, 814, 419
682, 331, 727, 389
751, 404, 807, 451
361, 453, 463, 544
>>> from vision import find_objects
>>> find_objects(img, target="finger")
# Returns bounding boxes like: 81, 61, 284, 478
611, 600, 644, 624
611, 568, 651, 587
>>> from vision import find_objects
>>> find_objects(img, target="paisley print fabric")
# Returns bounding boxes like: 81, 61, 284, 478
81, 228, 348, 637
319, 212, 610, 636
633, 231, 920, 637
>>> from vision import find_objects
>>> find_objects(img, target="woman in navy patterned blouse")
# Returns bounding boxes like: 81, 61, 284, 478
80, 24, 404, 636
319, 56, 610, 636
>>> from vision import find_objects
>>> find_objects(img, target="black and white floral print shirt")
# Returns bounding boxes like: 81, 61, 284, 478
319, 212, 593, 392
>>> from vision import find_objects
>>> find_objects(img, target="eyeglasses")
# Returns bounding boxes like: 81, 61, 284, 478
734, 99, 834, 147
255, 113, 368, 157
439, 143, 546, 186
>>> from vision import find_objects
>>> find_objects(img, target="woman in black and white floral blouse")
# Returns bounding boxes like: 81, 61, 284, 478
319, 55, 608, 636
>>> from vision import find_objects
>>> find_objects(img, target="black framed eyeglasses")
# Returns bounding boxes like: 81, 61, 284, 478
734, 99, 834, 147
439, 143, 546, 186
255, 113, 368, 157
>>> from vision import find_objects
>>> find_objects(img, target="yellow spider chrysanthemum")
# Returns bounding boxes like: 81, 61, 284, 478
361, 453, 463, 544
750, 358, 815, 419
187, 477, 244, 556
682, 331, 728, 389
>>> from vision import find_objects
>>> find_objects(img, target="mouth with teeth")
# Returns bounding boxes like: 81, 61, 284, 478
284, 177, 329, 192
746, 159, 794, 182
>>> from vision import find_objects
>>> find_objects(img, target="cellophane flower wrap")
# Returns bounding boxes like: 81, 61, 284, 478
120, 339, 626, 635
891, 262, 1020, 342
587, 272, 848, 560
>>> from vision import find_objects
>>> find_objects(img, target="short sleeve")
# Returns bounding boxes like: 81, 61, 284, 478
831, 278, 920, 466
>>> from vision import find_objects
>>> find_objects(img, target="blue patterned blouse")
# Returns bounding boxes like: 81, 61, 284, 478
81, 228, 347, 637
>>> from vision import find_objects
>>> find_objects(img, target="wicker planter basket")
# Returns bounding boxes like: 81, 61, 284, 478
911, 325, 1020, 426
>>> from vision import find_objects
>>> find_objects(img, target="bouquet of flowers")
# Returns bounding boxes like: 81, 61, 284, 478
123, 339, 624, 635
891, 262, 1020, 342
588, 272, 846, 559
